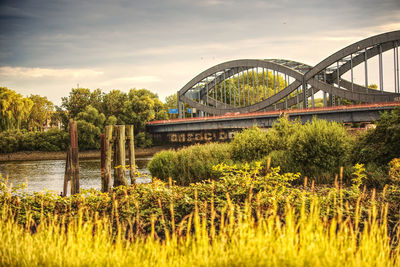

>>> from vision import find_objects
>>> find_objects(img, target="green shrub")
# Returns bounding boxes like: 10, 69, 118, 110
287, 118, 352, 182
352, 107, 400, 165
147, 150, 176, 180
0, 129, 68, 153
135, 132, 153, 148
264, 150, 291, 172
270, 115, 301, 151
231, 117, 353, 184
389, 158, 400, 184
0, 162, 386, 239
0, 130, 21, 153
148, 143, 231, 185
230, 127, 278, 162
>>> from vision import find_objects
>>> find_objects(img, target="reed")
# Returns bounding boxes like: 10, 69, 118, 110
0, 183, 398, 266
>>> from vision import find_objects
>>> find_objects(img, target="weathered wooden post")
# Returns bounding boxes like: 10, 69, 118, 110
100, 133, 106, 192
127, 125, 136, 185
102, 125, 113, 192
114, 125, 127, 187
70, 119, 80, 195
62, 147, 72, 196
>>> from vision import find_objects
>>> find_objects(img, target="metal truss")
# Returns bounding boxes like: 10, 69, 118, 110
178, 31, 400, 117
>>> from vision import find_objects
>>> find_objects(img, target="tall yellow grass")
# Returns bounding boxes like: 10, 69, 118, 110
0, 190, 398, 267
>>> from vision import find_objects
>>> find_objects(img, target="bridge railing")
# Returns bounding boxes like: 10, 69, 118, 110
148, 101, 400, 125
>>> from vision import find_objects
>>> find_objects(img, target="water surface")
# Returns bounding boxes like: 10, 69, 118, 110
0, 158, 152, 194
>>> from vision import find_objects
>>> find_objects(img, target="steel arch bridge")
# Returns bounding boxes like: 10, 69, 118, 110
177, 31, 400, 118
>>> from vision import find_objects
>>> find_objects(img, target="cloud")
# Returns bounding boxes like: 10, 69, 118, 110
0, 0, 399, 105
99, 75, 161, 87
0, 66, 103, 78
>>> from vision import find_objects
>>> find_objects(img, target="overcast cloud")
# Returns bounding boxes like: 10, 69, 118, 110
0, 0, 399, 104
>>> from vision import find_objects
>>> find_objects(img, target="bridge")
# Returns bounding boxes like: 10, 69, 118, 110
147, 31, 400, 144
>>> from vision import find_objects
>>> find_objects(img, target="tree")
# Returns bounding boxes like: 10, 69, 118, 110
102, 90, 128, 120
118, 88, 166, 132
75, 105, 106, 150
212, 70, 287, 106
165, 94, 177, 109
61, 88, 104, 119
27, 95, 54, 131
0, 87, 33, 131
164, 93, 178, 119
76, 105, 105, 129
52, 106, 69, 130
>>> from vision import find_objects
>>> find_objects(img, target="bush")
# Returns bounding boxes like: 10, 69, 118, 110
269, 115, 301, 151
0, 129, 68, 153
135, 132, 153, 148
287, 118, 352, 182
148, 143, 231, 185
361, 163, 389, 189
389, 158, 400, 184
0, 162, 385, 239
352, 107, 400, 165
230, 117, 353, 184
147, 150, 176, 180
263, 150, 291, 173
230, 127, 278, 162
0, 130, 21, 153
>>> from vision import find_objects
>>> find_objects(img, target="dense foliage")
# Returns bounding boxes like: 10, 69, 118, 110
287, 118, 352, 181
352, 107, 400, 165
150, 108, 400, 186
0, 87, 168, 152
0, 87, 33, 131
2, 161, 400, 266
230, 127, 278, 162
148, 143, 232, 185
150, 116, 354, 184
0, 162, 390, 236
0, 128, 68, 153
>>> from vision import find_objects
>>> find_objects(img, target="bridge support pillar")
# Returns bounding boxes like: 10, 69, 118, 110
178, 91, 182, 119
329, 94, 336, 107
302, 80, 308, 109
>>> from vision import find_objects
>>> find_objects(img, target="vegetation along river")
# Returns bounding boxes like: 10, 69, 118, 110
0, 157, 152, 194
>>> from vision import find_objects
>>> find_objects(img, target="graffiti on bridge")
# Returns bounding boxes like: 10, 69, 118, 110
168, 130, 237, 143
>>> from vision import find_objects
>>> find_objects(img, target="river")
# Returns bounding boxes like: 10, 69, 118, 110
0, 157, 152, 194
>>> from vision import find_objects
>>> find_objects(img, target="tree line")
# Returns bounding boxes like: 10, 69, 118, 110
0, 86, 175, 152
0, 87, 54, 132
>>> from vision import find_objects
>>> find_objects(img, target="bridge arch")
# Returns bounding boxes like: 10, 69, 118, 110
177, 31, 400, 117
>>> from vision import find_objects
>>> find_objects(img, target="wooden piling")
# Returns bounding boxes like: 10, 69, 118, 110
127, 125, 135, 185
69, 119, 80, 195
104, 126, 113, 192
114, 125, 127, 187
62, 147, 72, 196
100, 133, 106, 192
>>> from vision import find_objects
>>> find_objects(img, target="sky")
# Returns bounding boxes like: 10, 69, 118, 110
0, 0, 399, 105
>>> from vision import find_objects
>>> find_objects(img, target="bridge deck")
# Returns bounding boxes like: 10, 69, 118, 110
146, 102, 400, 144
148, 102, 400, 126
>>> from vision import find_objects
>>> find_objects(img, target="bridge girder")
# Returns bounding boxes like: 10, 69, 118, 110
177, 30, 400, 117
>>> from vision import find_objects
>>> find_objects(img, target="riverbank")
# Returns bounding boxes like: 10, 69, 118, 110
0, 146, 171, 162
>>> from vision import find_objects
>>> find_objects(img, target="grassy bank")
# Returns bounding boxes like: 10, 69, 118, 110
1, 162, 400, 266
1, 195, 396, 266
